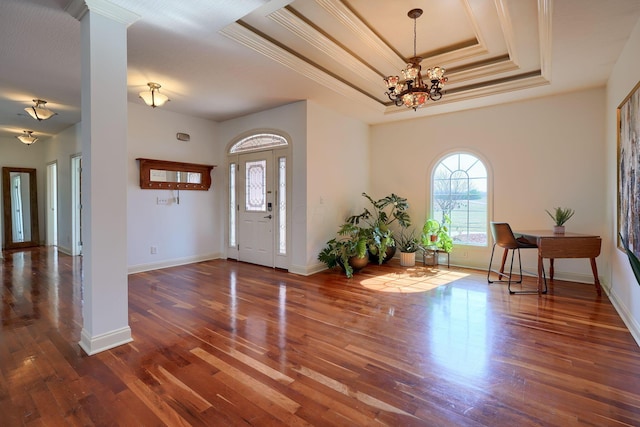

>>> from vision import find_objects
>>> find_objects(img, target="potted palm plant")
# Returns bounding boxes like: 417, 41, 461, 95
546, 207, 575, 234
346, 192, 411, 264
318, 223, 368, 278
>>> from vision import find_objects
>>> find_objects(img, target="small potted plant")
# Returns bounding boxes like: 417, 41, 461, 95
421, 215, 454, 253
396, 229, 421, 267
420, 216, 454, 266
318, 223, 369, 278
546, 207, 575, 234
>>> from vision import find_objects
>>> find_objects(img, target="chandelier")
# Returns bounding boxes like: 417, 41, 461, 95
384, 9, 447, 110
16, 130, 38, 145
139, 82, 169, 108
25, 99, 57, 121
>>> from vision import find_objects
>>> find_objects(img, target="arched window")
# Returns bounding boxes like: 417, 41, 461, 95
432, 152, 488, 246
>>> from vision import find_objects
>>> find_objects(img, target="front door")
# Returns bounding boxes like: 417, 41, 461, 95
238, 151, 274, 266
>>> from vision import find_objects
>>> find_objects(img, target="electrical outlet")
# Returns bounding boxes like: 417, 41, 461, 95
157, 197, 169, 205
460, 250, 468, 258
150, 246, 157, 254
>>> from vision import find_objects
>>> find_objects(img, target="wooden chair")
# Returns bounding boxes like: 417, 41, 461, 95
487, 222, 547, 294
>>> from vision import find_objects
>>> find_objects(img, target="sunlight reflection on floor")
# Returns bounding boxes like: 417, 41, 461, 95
358, 267, 470, 293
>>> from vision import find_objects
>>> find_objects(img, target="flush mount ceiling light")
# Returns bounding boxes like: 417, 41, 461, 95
139, 82, 169, 108
25, 99, 57, 121
16, 130, 38, 145
383, 9, 447, 111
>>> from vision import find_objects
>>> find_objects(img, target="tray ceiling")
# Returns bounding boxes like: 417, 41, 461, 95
0, 0, 639, 139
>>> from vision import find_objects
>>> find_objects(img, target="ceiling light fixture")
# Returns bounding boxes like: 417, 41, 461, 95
139, 82, 169, 108
25, 99, 57, 121
384, 9, 447, 111
16, 130, 38, 145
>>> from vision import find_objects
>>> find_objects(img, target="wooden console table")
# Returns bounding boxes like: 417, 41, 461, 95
512, 230, 602, 295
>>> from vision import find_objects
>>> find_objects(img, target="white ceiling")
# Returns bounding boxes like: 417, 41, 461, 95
1, 0, 640, 140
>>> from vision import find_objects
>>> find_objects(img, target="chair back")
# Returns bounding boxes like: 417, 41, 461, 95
490, 222, 520, 249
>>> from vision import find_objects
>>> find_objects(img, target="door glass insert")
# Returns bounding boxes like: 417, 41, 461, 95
246, 160, 266, 212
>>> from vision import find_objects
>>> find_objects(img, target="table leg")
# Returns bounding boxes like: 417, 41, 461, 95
549, 258, 555, 280
590, 257, 602, 296
538, 254, 544, 294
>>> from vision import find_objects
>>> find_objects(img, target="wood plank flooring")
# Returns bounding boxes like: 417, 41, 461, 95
2, 246, 640, 426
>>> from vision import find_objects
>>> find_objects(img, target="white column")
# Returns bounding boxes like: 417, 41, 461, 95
67, 0, 139, 355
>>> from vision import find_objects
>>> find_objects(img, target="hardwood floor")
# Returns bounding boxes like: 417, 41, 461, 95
2, 246, 640, 426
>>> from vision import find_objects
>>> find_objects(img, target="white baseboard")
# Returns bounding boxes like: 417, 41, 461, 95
290, 262, 327, 276
57, 245, 73, 256
128, 252, 222, 274
79, 326, 133, 356
604, 286, 640, 347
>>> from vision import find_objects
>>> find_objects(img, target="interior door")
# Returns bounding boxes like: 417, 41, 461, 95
238, 151, 274, 266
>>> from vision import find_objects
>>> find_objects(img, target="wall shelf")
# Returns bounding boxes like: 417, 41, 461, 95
136, 158, 215, 191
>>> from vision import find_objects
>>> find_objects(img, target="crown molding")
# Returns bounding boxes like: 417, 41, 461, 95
65, 0, 140, 26
269, 8, 382, 87
220, 22, 385, 111
538, 0, 553, 80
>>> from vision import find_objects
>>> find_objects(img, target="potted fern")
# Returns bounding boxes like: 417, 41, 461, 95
546, 207, 575, 234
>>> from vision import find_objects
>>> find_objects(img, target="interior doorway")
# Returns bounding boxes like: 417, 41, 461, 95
46, 162, 58, 246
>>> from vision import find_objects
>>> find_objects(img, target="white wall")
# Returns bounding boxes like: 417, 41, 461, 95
306, 101, 370, 272
127, 103, 220, 272
2, 104, 222, 273
605, 17, 640, 344
370, 88, 607, 281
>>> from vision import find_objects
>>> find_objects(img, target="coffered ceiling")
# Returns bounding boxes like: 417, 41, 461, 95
1, 0, 639, 140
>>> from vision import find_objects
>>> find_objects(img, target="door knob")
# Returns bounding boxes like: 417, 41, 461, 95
264, 214, 272, 219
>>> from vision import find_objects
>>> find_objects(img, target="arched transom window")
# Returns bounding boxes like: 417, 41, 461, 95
229, 133, 288, 154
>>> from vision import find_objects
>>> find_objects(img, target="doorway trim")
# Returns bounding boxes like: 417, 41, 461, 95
46, 161, 58, 246
71, 154, 82, 256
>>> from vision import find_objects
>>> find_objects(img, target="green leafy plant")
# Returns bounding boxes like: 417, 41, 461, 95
318, 223, 368, 278
421, 215, 454, 253
346, 193, 411, 264
396, 229, 421, 253
545, 207, 575, 226
620, 233, 640, 286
